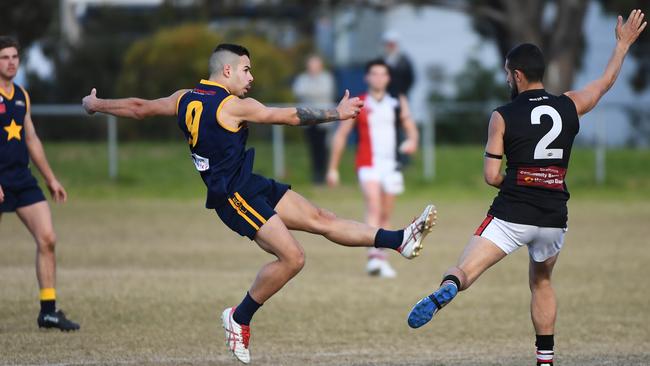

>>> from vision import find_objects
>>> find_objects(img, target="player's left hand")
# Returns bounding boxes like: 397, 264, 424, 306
47, 179, 67, 203
399, 139, 418, 155
336, 89, 364, 120
82, 88, 99, 115
616, 9, 647, 47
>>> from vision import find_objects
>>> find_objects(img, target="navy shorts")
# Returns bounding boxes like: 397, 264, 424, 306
215, 174, 291, 240
0, 180, 46, 213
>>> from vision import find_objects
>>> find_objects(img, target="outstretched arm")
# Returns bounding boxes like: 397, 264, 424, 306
565, 9, 647, 116
82, 88, 188, 119
484, 111, 505, 188
220, 89, 363, 129
326, 118, 356, 186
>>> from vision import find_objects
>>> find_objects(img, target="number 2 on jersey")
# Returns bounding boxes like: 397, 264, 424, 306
531, 105, 563, 159
185, 100, 203, 147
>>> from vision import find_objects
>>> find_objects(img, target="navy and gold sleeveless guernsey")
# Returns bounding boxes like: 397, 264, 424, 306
488, 89, 579, 228
0, 83, 46, 212
176, 79, 290, 240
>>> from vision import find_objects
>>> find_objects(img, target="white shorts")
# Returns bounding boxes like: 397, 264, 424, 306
357, 164, 404, 195
475, 215, 567, 262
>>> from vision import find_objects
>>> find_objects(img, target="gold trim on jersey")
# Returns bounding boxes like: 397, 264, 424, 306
200, 79, 230, 93
0, 83, 15, 100
17, 85, 30, 114
175, 90, 189, 116
216, 95, 240, 133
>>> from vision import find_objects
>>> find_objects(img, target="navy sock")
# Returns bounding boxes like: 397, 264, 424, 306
373, 229, 404, 250
232, 292, 262, 326
441, 274, 461, 289
40, 300, 56, 314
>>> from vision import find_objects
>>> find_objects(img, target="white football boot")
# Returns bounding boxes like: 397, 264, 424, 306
221, 307, 251, 364
398, 204, 437, 259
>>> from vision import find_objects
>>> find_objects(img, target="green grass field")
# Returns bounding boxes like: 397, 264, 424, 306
32, 141, 650, 200
1, 143, 650, 365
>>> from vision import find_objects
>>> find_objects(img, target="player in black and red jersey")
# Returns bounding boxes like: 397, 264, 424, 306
407, 9, 646, 366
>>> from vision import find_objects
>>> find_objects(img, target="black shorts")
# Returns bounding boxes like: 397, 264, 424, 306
0, 180, 46, 213
215, 174, 291, 240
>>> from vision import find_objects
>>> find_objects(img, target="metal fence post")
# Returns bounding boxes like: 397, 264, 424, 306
107, 115, 118, 180
423, 106, 435, 181
272, 124, 285, 179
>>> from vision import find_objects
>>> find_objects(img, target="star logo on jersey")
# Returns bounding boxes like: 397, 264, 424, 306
4, 119, 22, 141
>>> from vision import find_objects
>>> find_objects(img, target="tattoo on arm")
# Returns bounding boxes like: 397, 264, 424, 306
296, 107, 340, 126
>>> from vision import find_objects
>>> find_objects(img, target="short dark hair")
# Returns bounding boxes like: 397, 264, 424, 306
214, 43, 250, 58
365, 58, 389, 74
0, 36, 20, 53
505, 43, 545, 82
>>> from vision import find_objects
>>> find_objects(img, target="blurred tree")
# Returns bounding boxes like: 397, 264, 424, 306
0, 0, 56, 50
598, 0, 650, 92
430, 57, 509, 144
414, 0, 650, 94
423, 0, 588, 94
116, 24, 300, 139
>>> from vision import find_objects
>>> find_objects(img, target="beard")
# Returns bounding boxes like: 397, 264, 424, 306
510, 82, 519, 100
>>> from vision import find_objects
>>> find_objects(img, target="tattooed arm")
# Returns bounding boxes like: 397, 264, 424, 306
220, 89, 363, 127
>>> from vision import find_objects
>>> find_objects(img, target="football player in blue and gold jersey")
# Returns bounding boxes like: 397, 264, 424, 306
83, 43, 436, 363
0, 36, 79, 331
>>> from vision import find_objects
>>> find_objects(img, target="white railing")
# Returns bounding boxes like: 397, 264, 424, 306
31, 102, 643, 184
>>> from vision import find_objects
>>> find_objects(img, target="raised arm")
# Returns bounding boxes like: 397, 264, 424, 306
484, 111, 505, 188
220, 89, 363, 129
326, 118, 356, 186
565, 9, 647, 116
82, 88, 188, 119
398, 95, 419, 154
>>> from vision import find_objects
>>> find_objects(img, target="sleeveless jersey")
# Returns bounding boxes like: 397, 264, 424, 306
355, 93, 401, 169
0, 83, 33, 188
488, 89, 579, 228
176, 79, 254, 209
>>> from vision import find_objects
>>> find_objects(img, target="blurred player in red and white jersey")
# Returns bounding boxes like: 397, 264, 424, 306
328, 59, 419, 278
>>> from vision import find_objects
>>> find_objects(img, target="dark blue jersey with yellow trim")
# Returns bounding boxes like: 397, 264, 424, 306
176, 79, 254, 208
0, 83, 33, 188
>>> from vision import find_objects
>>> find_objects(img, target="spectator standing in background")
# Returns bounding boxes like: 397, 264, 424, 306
292, 55, 335, 184
382, 30, 415, 98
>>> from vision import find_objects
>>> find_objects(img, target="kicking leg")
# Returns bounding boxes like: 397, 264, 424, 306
530, 254, 558, 366
408, 235, 507, 328
275, 190, 436, 258
16, 201, 79, 331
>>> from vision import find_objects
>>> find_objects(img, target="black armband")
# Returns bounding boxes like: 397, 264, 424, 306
484, 151, 503, 160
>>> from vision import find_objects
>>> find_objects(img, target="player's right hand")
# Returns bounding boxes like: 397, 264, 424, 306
82, 88, 99, 115
0, 184, 4, 203
336, 89, 364, 121
326, 169, 340, 187
616, 9, 647, 47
